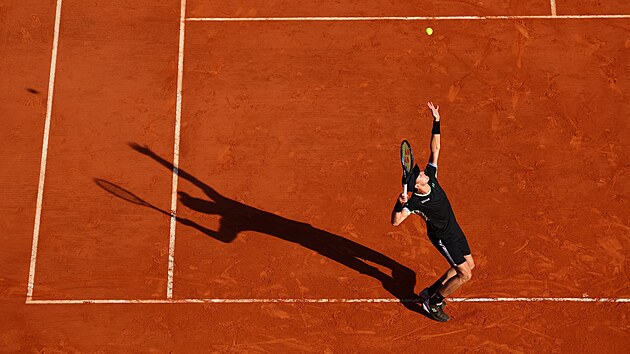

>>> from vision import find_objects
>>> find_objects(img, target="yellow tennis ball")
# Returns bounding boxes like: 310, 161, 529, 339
426, 27, 433, 35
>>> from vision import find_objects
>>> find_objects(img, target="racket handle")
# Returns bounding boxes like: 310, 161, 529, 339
403, 184, 407, 195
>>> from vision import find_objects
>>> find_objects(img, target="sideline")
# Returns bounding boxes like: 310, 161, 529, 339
27, 0, 64, 302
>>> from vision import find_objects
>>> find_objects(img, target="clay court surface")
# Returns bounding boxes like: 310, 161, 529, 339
1, 0, 629, 352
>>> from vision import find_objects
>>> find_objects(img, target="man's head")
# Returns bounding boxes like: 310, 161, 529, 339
414, 169, 430, 190
405, 164, 430, 192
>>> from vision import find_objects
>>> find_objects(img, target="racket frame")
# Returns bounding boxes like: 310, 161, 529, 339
400, 140, 414, 195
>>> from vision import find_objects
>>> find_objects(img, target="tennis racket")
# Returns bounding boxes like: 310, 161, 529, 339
400, 140, 414, 195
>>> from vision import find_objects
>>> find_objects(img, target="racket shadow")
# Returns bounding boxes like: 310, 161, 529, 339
93, 179, 224, 242
118, 142, 429, 315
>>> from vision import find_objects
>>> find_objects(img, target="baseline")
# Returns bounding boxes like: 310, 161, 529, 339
25, 297, 630, 304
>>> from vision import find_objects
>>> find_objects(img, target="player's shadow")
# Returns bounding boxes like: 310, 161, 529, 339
125, 143, 427, 315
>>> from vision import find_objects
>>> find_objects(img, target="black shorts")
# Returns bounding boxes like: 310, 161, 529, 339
428, 232, 471, 267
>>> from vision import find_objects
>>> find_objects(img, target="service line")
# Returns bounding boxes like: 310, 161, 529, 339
25, 297, 630, 305
186, 14, 630, 21
26, 0, 63, 301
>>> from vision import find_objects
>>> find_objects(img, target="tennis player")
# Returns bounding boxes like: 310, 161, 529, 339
391, 102, 474, 322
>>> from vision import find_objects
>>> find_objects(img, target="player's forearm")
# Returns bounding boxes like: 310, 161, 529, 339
430, 119, 440, 152
391, 200, 404, 225
392, 210, 408, 226
391, 209, 402, 226
430, 133, 440, 152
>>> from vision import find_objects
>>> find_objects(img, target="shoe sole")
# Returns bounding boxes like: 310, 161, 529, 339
422, 300, 450, 322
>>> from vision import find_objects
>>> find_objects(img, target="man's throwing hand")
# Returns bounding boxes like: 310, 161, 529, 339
427, 102, 440, 121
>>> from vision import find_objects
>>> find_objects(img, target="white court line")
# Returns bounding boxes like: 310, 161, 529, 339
550, 0, 557, 16
26, 0, 63, 301
186, 14, 630, 21
167, 0, 187, 299
25, 297, 630, 304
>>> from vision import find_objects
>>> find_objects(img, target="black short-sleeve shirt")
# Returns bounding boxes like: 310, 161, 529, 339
403, 163, 464, 239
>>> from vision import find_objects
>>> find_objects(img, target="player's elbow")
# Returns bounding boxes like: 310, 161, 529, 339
391, 215, 403, 226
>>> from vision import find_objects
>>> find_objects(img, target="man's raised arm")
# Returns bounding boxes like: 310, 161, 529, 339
427, 102, 441, 166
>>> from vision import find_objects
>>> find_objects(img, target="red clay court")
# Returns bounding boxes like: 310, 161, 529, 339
1, 0, 629, 352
